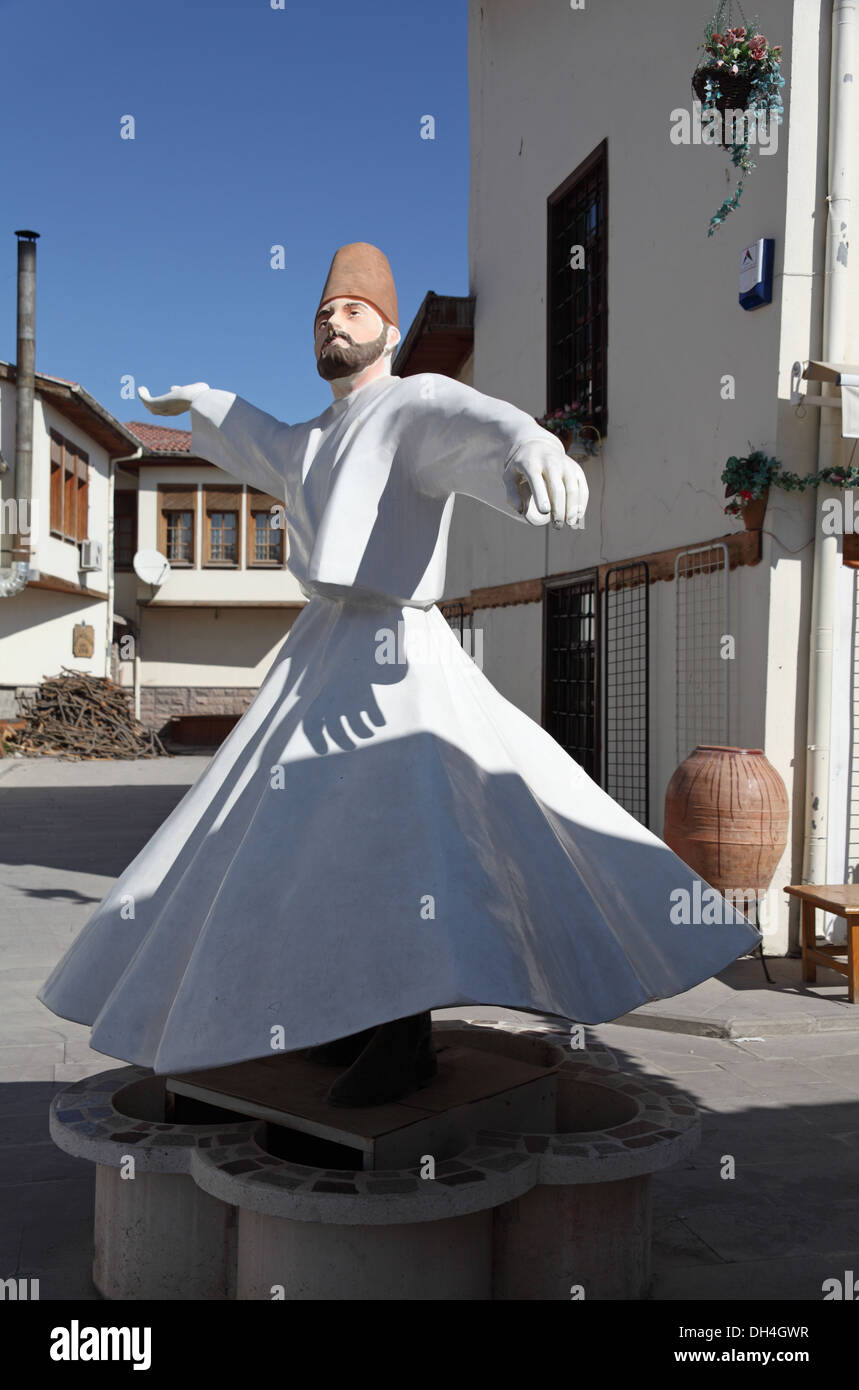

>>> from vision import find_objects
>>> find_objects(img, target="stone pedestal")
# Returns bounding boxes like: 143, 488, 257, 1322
238, 1208, 491, 1301
493, 1176, 651, 1300
49, 1022, 700, 1301
94, 1167, 237, 1301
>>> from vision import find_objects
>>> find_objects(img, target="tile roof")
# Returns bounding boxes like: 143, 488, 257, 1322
126, 420, 192, 453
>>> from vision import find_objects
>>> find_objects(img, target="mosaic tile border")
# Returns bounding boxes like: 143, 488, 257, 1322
49, 1027, 699, 1224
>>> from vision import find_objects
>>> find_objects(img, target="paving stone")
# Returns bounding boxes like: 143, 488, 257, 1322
651, 1249, 859, 1301
651, 1214, 727, 1270
681, 1196, 859, 1262
0, 1142, 92, 1186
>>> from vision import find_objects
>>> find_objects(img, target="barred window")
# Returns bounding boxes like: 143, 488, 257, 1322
547, 140, 607, 430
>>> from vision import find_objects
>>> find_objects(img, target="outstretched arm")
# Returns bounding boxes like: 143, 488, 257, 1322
139, 382, 292, 502
411, 376, 588, 530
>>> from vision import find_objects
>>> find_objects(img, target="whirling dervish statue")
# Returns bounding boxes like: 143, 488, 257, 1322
39, 243, 760, 1107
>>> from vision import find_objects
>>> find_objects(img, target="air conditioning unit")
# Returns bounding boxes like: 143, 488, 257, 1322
79, 539, 103, 572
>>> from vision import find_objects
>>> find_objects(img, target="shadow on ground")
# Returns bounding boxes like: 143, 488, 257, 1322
0, 785, 190, 879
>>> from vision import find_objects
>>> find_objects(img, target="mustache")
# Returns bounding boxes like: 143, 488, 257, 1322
322, 331, 354, 349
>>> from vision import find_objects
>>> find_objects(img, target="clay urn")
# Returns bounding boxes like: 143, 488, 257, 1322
663, 745, 789, 893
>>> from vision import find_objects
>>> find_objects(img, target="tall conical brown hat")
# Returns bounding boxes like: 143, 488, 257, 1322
316, 243, 399, 328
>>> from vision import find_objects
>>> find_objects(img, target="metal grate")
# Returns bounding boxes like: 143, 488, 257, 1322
604, 562, 650, 824
675, 543, 730, 764
547, 143, 607, 428
544, 575, 600, 779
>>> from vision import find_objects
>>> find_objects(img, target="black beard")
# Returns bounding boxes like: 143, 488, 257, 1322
316, 323, 389, 381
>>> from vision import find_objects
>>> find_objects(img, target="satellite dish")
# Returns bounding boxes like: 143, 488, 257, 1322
133, 549, 171, 587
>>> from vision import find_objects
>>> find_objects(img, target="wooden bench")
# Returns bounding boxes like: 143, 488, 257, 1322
783, 884, 859, 1003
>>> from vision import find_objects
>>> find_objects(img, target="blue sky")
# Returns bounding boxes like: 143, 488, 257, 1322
0, 0, 469, 429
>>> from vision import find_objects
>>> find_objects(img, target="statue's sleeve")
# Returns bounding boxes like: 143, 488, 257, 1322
409, 376, 566, 522
189, 390, 294, 501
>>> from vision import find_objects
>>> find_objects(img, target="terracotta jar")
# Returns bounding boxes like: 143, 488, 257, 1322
663, 745, 789, 893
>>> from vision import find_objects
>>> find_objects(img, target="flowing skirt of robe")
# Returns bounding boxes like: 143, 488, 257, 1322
39, 595, 761, 1074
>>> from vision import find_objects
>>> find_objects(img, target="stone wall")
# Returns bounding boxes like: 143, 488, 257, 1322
0, 686, 39, 719
139, 686, 257, 733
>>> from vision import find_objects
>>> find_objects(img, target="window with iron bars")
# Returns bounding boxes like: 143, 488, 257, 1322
547, 140, 607, 432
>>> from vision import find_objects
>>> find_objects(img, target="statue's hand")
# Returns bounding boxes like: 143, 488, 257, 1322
507, 441, 589, 529
138, 382, 211, 416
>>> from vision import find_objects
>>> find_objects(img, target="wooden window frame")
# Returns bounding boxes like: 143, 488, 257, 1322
49, 429, 89, 544
546, 138, 608, 434
245, 488, 286, 569
158, 486, 198, 568
203, 486, 242, 568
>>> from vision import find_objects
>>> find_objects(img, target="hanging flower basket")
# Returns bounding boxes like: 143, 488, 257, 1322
692, 5, 785, 235
691, 68, 753, 145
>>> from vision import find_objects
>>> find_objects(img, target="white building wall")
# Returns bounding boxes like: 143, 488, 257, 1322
0, 383, 112, 689
457, 0, 842, 953
129, 608, 297, 689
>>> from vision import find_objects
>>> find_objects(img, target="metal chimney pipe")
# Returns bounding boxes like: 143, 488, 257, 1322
0, 230, 39, 597
12, 230, 39, 568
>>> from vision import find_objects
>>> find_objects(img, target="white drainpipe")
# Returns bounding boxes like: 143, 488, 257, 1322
801, 0, 856, 895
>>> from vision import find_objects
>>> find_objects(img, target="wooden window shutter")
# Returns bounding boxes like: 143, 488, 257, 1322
205, 486, 243, 512
76, 471, 89, 541
160, 487, 198, 511
247, 488, 280, 513
63, 450, 76, 541
50, 459, 63, 533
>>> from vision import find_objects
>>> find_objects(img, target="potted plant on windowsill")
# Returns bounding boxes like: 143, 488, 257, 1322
721, 449, 781, 530
536, 404, 602, 462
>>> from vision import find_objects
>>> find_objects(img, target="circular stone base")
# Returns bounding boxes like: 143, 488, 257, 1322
49, 1023, 700, 1300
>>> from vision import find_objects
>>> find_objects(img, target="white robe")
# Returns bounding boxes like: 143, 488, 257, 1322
39, 374, 760, 1074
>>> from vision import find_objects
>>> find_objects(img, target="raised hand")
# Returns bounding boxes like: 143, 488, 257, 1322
507, 441, 589, 529
138, 383, 211, 416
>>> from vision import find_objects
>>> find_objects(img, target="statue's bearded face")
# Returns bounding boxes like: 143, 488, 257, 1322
314, 298, 392, 380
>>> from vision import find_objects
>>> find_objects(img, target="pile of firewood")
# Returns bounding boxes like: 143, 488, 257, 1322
5, 670, 166, 759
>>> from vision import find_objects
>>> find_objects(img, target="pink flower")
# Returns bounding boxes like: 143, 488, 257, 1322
731, 63, 739, 74
749, 34, 766, 59
716, 58, 724, 65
